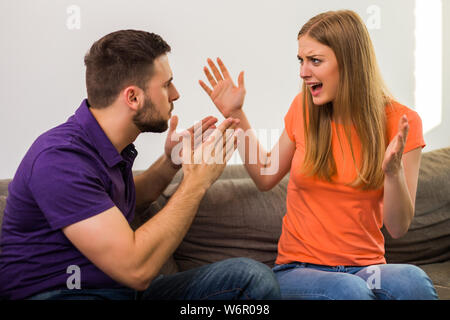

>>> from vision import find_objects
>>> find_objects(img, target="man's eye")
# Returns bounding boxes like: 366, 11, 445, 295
312, 58, 321, 64
298, 58, 303, 64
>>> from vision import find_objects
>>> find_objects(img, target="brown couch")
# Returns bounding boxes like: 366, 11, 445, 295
1, 147, 449, 299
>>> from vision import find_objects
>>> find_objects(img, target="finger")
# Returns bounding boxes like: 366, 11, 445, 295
398, 114, 409, 133
195, 118, 219, 149
217, 57, 231, 81
187, 116, 217, 135
402, 122, 409, 142
199, 80, 213, 96
194, 131, 204, 149
397, 133, 406, 153
179, 130, 193, 164
203, 66, 217, 87
224, 130, 241, 163
224, 139, 236, 163
217, 124, 240, 160
169, 115, 178, 133
194, 117, 215, 138
238, 71, 245, 89
222, 128, 236, 151
207, 58, 223, 82
398, 114, 408, 128
202, 127, 216, 143
210, 127, 236, 162
201, 116, 218, 132
204, 118, 234, 150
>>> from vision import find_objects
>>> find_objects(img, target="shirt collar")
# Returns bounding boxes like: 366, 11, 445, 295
74, 99, 138, 168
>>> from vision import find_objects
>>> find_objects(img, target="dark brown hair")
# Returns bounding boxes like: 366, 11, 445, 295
84, 30, 171, 108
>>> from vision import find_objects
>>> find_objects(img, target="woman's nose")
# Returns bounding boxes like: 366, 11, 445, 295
300, 64, 311, 79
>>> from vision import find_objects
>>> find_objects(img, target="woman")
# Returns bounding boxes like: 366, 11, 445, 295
199, 10, 438, 299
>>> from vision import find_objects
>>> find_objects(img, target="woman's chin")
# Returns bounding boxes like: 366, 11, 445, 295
312, 95, 333, 106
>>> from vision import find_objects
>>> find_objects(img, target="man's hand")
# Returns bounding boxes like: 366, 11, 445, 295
164, 115, 218, 169
182, 117, 241, 190
199, 58, 246, 118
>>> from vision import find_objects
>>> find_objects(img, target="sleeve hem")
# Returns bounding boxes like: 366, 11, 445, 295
404, 143, 426, 154
48, 202, 116, 230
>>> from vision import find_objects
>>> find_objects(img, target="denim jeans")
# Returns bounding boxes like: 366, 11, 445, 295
273, 262, 438, 300
28, 258, 281, 300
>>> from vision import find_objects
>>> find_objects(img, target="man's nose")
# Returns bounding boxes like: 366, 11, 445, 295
170, 85, 180, 102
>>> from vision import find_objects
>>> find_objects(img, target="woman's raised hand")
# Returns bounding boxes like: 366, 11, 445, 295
382, 114, 409, 177
199, 58, 246, 118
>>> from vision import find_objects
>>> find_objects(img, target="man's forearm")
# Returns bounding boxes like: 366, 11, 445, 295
383, 167, 414, 239
131, 177, 207, 289
134, 154, 180, 209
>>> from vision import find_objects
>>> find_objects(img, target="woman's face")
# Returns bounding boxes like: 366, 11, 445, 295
298, 35, 340, 106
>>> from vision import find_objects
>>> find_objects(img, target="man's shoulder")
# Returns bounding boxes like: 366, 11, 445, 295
18, 119, 100, 180
33, 118, 85, 150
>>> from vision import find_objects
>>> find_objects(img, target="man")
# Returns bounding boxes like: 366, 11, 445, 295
0, 30, 280, 300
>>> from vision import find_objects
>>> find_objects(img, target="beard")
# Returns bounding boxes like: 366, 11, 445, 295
133, 94, 171, 133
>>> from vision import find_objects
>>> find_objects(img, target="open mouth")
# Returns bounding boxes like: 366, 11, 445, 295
308, 83, 323, 96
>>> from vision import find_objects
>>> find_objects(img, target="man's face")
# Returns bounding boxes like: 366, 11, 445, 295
133, 54, 180, 133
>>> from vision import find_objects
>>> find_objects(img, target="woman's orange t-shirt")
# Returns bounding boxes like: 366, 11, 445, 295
276, 93, 426, 266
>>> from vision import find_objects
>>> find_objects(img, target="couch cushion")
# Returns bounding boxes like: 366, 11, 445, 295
0, 179, 10, 241
0, 179, 10, 198
419, 261, 450, 300
415, 147, 450, 214
0, 195, 6, 242
383, 147, 450, 264
172, 174, 288, 271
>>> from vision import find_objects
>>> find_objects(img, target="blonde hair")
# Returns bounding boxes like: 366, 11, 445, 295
298, 10, 392, 190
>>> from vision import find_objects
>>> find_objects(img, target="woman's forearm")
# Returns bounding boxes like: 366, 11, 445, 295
383, 166, 414, 239
229, 109, 274, 190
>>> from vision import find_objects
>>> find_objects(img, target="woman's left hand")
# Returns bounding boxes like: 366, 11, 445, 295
382, 114, 409, 177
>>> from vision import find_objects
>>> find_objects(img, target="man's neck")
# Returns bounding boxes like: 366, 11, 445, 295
89, 105, 139, 154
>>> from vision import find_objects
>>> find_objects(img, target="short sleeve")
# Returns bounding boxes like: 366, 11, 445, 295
28, 147, 115, 230
386, 104, 426, 154
404, 110, 426, 153
284, 93, 303, 143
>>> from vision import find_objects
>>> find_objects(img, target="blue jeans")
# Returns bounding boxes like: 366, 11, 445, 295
28, 258, 280, 300
273, 262, 438, 300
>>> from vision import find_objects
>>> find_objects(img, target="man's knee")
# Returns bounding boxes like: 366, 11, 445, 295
217, 258, 281, 299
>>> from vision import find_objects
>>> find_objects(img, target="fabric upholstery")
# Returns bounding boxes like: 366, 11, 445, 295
383, 148, 450, 264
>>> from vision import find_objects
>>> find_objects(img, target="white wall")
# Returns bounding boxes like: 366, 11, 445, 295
0, 0, 448, 179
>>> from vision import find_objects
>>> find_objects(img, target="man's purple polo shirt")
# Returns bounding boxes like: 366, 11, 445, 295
0, 99, 138, 299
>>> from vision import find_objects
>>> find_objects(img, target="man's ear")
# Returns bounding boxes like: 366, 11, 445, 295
122, 86, 143, 112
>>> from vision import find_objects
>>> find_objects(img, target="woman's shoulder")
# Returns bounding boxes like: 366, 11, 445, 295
290, 91, 305, 109
385, 100, 420, 118
385, 100, 422, 126
384, 100, 425, 151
